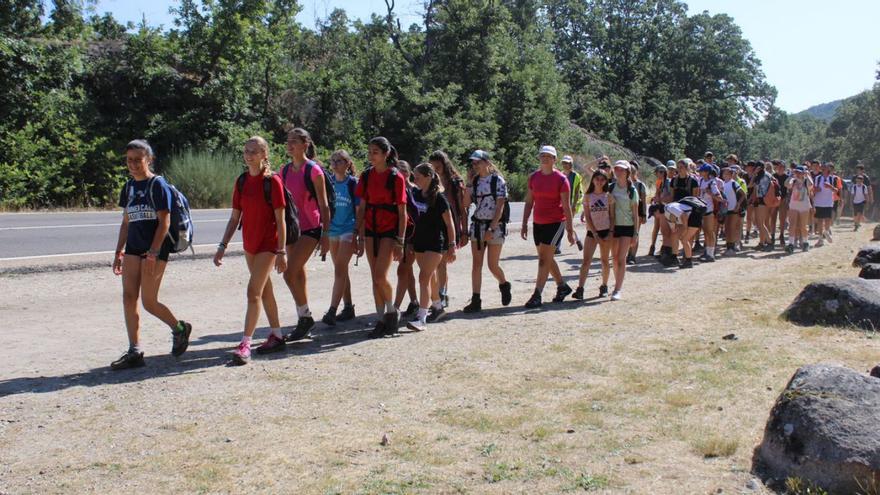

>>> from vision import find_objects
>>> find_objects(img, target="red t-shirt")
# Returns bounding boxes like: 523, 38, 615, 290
529, 169, 570, 224
232, 173, 286, 254
355, 167, 407, 234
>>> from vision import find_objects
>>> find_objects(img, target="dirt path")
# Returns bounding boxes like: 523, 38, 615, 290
1, 222, 877, 494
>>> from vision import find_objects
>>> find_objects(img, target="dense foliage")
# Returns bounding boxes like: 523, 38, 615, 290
0, 0, 874, 208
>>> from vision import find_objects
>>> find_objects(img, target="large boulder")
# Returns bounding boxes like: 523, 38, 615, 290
753, 364, 880, 492
853, 245, 880, 268
783, 278, 880, 330
861, 264, 880, 280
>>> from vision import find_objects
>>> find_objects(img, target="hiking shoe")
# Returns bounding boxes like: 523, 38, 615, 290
572, 287, 584, 300
426, 307, 447, 323
802, 242, 810, 252
232, 341, 251, 365
598, 285, 609, 298
697, 253, 710, 262
401, 301, 419, 318
406, 318, 427, 332
463, 298, 482, 313
679, 258, 694, 269
704, 255, 716, 263
724, 248, 736, 257
647, 246, 655, 257
285, 316, 315, 342
610, 290, 622, 301
321, 309, 337, 326
383, 310, 400, 336
499, 282, 512, 306
171, 320, 192, 357
815, 239, 825, 247
255, 334, 286, 354
110, 350, 145, 370
692, 241, 703, 253
763, 243, 773, 252
367, 320, 386, 339
338, 304, 356, 322
785, 244, 795, 254
525, 292, 542, 309
626, 254, 636, 265
552, 283, 573, 303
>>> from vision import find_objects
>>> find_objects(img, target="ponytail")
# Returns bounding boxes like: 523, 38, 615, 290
288, 127, 316, 160
415, 163, 441, 206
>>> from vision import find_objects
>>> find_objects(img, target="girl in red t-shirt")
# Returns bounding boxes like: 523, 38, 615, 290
354, 137, 408, 338
280, 128, 331, 343
214, 136, 287, 365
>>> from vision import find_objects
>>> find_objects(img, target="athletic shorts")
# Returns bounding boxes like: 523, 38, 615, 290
328, 232, 354, 243
533, 222, 565, 247
587, 229, 611, 240
125, 238, 173, 262
413, 239, 447, 254
687, 209, 705, 228
648, 204, 665, 216
613, 225, 635, 238
301, 227, 323, 241
814, 206, 833, 219
470, 221, 506, 246
853, 202, 866, 215
365, 229, 398, 240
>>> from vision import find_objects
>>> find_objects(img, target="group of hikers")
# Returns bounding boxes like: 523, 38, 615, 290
110, 132, 874, 369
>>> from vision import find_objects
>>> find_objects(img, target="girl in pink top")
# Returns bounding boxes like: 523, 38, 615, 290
520, 145, 575, 308
280, 128, 331, 342
573, 171, 613, 300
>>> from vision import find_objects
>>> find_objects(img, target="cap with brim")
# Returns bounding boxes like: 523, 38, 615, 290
613, 160, 630, 170
704, 151, 715, 157
539, 145, 557, 158
697, 164, 713, 173
655, 165, 667, 173
561, 155, 573, 163
666, 160, 676, 167
469, 150, 490, 161
794, 166, 807, 173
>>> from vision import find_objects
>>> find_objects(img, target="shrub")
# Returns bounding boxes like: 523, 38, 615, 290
165, 149, 244, 208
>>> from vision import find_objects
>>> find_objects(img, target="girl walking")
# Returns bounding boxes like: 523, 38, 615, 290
428, 151, 468, 309
214, 137, 287, 364
321, 150, 359, 326
573, 171, 613, 299
392, 161, 419, 316
111, 140, 192, 370
785, 165, 814, 252
608, 161, 640, 300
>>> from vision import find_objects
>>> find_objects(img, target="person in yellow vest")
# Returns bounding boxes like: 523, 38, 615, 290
561, 155, 583, 216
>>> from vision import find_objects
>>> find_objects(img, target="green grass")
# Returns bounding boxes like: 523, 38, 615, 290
165, 149, 244, 208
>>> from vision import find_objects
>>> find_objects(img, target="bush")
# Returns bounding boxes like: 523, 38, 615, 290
166, 149, 244, 208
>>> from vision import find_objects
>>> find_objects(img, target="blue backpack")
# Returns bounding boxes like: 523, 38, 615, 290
144, 176, 194, 254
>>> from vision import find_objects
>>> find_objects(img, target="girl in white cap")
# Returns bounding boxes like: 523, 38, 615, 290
607, 161, 639, 300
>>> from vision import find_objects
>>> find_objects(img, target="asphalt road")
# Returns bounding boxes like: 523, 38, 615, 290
0, 204, 527, 260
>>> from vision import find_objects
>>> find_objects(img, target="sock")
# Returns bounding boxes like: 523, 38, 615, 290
242, 335, 252, 346
375, 304, 383, 317
173, 320, 184, 333
417, 307, 429, 323
296, 304, 311, 318
431, 299, 443, 310
129, 344, 142, 354
270, 327, 282, 339
385, 301, 396, 314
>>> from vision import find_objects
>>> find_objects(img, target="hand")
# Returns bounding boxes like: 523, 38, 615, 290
392, 243, 403, 261
275, 253, 287, 273
320, 235, 330, 257
641, 217, 647, 226
355, 236, 365, 257
144, 253, 156, 276
213, 248, 224, 267
484, 229, 495, 242
458, 234, 469, 248
112, 253, 123, 276
580, 212, 586, 223
567, 229, 576, 246
445, 247, 456, 263
520, 224, 528, 240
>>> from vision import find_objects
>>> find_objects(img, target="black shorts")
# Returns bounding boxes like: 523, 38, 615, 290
613, 225, 635, 238
413, 240, 446, 254
854, 202, 866, 215
587, 229, 611, 240
301, 227, 323, 241
649, 204, 665, 216
125, 238, 173, 262
533, 222, 565, 247
365, 229, 398, 239
687, 209, 705, 228
814, 206, 833, 219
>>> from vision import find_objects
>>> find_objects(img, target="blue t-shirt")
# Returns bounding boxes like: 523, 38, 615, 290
118, 176, 172, 252
328, 175, 358, 237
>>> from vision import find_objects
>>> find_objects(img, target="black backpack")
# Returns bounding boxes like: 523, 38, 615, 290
472, 173, 510, 223
283, 160, 336, 218
236, 172, 300, 245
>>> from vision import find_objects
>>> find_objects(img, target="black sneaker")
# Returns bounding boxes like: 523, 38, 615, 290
463, 297, 482, 313
626, 253, 636, 265
499, 282, 512, 306
598, 285, 609, 298
679, 258, 694, 269
802, 242, 810, 252
647, 246, 655, 257
171, 321, 192, 357
401, 301, 419, 318
552, 283, 573, 302
525, 291, 542, 309
693, 241, 704, 253
285, 316, 315, 342
367, 320, 386, 339
338, 304, 356, 321
426, 307, 447, 323
321, 309, 336, 326
763, 243, 774, 252
572, 287, 584, 300
383, 310, 400, 335
111, 350, 145, 370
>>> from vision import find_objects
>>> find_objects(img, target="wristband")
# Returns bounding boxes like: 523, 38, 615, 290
218, 242, 227, 250
275, 250, 286, 255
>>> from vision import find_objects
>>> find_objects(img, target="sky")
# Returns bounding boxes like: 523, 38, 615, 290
89, 0, 880, 113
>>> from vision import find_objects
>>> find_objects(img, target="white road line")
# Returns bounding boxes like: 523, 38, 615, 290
0, 219, 227, 231
0, 242, 243, 261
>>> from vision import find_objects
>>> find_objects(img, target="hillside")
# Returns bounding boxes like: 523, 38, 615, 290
796, 98, 845, 122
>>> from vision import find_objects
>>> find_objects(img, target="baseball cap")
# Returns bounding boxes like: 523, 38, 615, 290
613, 160, 630, 170
704, 151, 715, 158
469, 150, 490, 161
561, 155, 573, 163
666, 160, 676, 167
539, 145, 557, 158
697, 164, 713, 173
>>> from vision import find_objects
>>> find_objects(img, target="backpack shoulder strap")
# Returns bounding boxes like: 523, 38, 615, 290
281, 162, 291, 184
262, 174, 274, 205
236, 173, 248, 195
386, 167, 399, 199
146, 176, 159, 211
490, 174, 499, 198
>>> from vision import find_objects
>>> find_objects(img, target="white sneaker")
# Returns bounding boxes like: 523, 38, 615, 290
406, 318, 427, 332
610, 291, 621, 301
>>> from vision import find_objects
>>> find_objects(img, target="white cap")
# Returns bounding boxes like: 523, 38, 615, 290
561, 155, 573, 163
539, 145, 557, 158
613, 160, 630, 170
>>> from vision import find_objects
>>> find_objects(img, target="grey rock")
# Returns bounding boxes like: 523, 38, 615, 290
860, 264, 880, 280
853, 245, 880, 268
782, 278, 880, 330
753, 364, 880, 493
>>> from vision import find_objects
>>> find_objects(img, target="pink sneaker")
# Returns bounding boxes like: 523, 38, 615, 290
255, 334, 286, 355
232, 341, 251, 365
